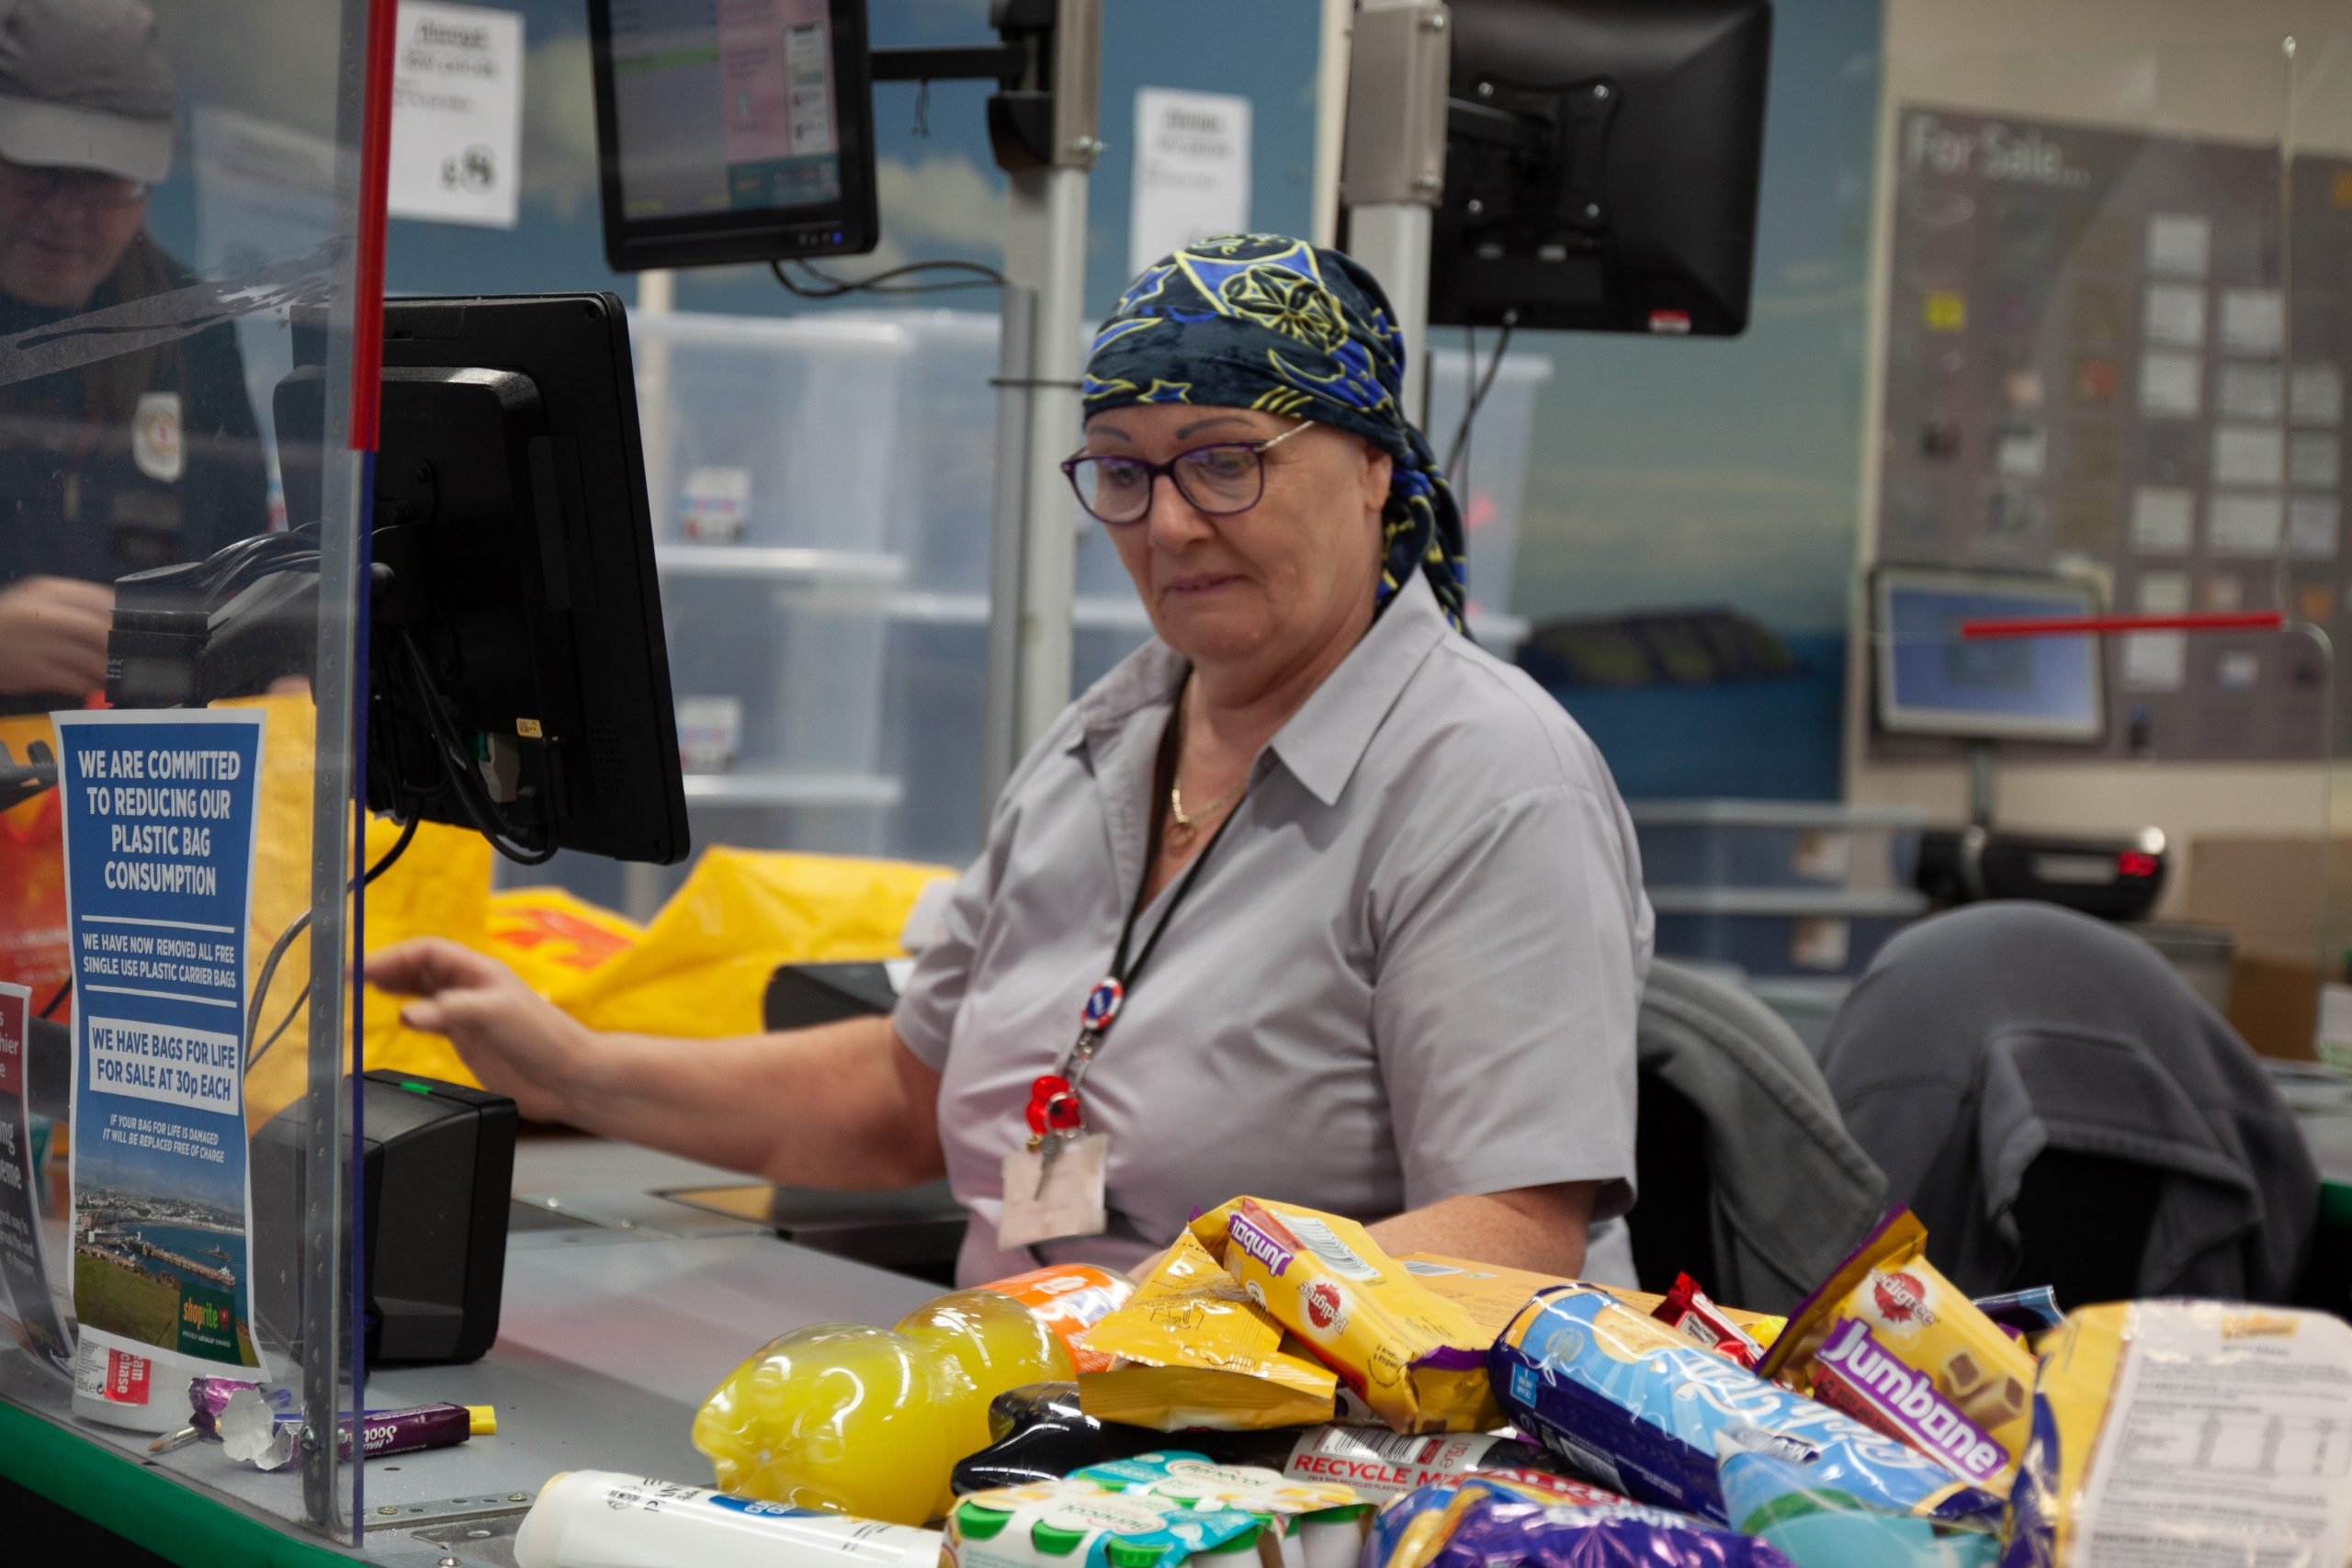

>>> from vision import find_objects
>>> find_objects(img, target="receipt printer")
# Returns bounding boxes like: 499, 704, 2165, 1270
253, 1071, 515, 1364
1915, 826, 2169, 922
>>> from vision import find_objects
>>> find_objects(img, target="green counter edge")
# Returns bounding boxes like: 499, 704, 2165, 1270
0, 1397, 355, 1567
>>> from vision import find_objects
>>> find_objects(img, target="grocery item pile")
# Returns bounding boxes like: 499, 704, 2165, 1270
517, 1197, 2352, 1568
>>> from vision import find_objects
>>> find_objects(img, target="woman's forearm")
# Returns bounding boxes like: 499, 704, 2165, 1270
566, 1014, 946, 1190
1367, 1182, 1597, 1278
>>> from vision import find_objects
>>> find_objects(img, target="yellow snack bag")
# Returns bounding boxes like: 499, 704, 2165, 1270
2009, 1302, 2352, 1566
1079, 1231, 1337, 1430
1758, 1209, 2036, 1497
1190, 1199, 1498, 1434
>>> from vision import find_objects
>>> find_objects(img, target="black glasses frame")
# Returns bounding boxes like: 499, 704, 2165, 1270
1061, 420, 1315, 525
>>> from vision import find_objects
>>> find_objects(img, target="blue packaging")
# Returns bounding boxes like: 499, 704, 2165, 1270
1490, 1285, 2002, 1529
1364, 1474, 1793, 1568
1716, 1439, 1999, 1568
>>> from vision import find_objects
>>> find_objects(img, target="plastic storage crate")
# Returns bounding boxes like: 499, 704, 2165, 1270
1631, 799, 1927, 894
571, 310, 1562, 912
1647, 886, 1928, 980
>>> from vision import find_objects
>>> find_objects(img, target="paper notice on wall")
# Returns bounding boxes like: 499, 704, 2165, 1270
2143, 283, 2206, 348
2212, 425, 2286, 488
2209, 492, 2285, 557
56, 711, 268, 1382
2138, 352, 2200, 417
2129, 487, 2194, 554
389, 1, 525, 228
0, 983, 72, 1376
2144, 212, 2210, 277
2290, 434, 2341, 490
2219, 288, 2285, 356
1128, 87, 1252, 276
2291, 497, 2342, 561
2290, 364, 2344, 427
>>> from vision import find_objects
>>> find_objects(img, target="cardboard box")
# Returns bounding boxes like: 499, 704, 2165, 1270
2227, 953, 2346, 1062
2184, 837, 2352, 961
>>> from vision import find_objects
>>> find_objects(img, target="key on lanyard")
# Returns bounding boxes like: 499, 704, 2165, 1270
1029, 978, 1122, 1196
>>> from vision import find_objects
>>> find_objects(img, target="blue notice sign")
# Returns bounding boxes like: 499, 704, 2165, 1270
55, 710, 266, 1376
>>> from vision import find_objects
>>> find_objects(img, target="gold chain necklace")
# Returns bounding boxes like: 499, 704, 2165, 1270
1168, 775, 1244, 840
1168, 676, 1245, 843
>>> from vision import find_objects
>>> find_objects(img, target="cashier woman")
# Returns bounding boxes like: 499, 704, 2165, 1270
374, 236, 1653, 1288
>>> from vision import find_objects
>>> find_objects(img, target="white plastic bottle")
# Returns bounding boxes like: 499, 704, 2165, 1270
513, 1472, 947, 1568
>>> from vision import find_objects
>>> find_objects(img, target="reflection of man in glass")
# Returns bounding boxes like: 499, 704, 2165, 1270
0, 0, 266, 710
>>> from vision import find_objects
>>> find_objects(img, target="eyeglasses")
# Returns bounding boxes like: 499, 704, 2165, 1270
0, 158, 152, 210
1062, 421, 1315, 525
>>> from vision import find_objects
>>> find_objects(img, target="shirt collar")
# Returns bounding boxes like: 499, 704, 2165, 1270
1069, 570, 1452, 807
1268, 570, 1451, 806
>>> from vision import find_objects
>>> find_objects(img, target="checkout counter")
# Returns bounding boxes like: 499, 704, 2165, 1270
6, 1088, 2348, 1567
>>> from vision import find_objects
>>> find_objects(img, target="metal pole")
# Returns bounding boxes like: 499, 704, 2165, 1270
979, 283, 1037, 826
1003, 164, 1089, 755
1310, 0, 1355, 247
623, 269, 676, 921
1336, 0, 1450, 428
1346, 205, 1433, 424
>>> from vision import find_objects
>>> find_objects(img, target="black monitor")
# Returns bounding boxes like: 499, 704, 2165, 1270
1430, 0, 1772, 334
112, 293, 689, 867
588, 0, 879, 271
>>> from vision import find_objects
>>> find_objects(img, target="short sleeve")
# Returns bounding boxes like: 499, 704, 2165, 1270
1370, 782, 1646, 1220
888, 844, 994, 1071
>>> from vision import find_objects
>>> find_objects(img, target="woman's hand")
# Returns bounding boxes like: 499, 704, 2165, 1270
368, 938, 593, 1122
0, 576, 114, 696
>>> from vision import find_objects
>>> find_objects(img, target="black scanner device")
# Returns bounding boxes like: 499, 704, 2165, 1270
253, 1070, 515, 1364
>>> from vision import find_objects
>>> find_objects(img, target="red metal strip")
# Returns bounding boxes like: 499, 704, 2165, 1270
1958, 611, 2287, 639
348, 0, 400, 451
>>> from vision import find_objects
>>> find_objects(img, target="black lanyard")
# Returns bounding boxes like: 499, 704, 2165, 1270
1032, 692, 1246, 1136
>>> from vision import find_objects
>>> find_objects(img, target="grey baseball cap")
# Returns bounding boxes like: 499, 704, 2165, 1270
0, 0, 175, 186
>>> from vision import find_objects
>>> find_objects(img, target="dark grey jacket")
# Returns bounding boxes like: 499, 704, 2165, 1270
1820, 903, 2315, 1301
1637, 961, 1887, 1312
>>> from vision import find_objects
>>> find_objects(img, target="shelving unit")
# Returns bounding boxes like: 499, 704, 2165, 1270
531, 311, 1557, 919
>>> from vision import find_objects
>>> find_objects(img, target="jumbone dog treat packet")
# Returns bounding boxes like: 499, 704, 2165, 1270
1758, 1211, 2037, 1498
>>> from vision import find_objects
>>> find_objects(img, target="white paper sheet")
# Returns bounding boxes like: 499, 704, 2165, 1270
1128, 87, 1253, 276
2291, 497, 2343, 561
2144, 212, 2211, 277
2217, 363, 2285, 422
2129, 487, 2195, 554
2208, 492, 2285, 556
2138, 352, 2201, 417
2291, 364, 2344, 427
387, 1, 525, 228
2290, 434, 2341, 490
2143, 282, 2207, 347
2219, 288, 2285, 356
2212, 424, 2286, 487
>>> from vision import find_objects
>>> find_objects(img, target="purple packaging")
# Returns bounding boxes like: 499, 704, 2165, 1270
189, 1377, 286, 1437
219, 1391, 492, 1471
1808, 1319, 2007, 1490
1367, 1476, 1794, 1568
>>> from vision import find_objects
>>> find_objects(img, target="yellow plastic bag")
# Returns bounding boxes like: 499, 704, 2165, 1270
558, 846, 952, 1038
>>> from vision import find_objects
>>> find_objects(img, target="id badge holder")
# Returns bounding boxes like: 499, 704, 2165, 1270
998, 1133, 1110, 1249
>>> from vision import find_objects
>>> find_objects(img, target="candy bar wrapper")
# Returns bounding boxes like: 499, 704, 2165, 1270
1492, 1282, 2002, 1530
1079, 1231, 1337, 1431
1366, 1473, 1795, 1568
1716, 1437, 1999, 1568
1969, 1288, 2063, 1342
1655, 1274, 1766, 1369
980, 1264, 1135, 1376
1757, 1211, 2035, 1498
1188, 1199, 1498, 1433
2001, 1303, 2352, 1568
187, 1377, 283, 1438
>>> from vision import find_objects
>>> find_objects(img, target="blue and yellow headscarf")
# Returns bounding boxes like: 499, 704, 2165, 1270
1081, 234, 1466, 629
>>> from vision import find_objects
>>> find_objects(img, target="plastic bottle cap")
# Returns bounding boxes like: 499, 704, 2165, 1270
1104, 1540, 1168, 1568
1031, 1521, 1090, 1557
1202, 1526, 1264, 1554
954, 1502, 1013, 1541
468, 1405, 497, 1436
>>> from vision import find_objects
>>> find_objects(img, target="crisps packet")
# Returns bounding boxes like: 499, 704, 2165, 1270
2001, 1302, 2352, 1568
1189, 1199, 1498, 1433
1758, 1211, 2035, 1498
980, 1264, 1135, 1375
1079, 1232, 1338, 1430
1492, 1282, 2001, 1529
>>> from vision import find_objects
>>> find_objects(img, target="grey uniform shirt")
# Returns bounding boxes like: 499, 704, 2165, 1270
893, 571, 1653, 1285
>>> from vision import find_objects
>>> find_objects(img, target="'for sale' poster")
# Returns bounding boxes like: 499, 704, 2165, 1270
56, 710, 267, 1392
